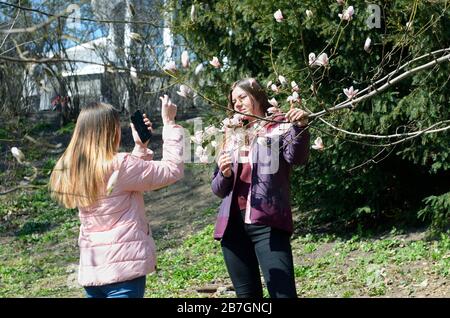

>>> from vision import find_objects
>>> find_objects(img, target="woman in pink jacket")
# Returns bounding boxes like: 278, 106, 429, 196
49, 95, 184, 298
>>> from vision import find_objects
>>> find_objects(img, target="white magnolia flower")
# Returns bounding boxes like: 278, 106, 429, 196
306, 10, 313, 18
274, 9, 284, 22
130, 67, 138, 85
190, 4, 196, 22
287, 91, 300, 103
343, 86, 359, 99
222, 113, 244, 129
268, 98, 278, 108
338, 6, 354, 21
190, 130, 204, 144
291, 81, 299, 92
106, 170, 119, 196
163, 61, 177, 72
230, 113, 244, 126
181, 50, 190, 68
364, 37, 372, 53
266, 80, 273, 89
270, 84, 279, 93
278, 75, 287, 86
267, 106, 281, 115
309, 53, 317, 66
209, 56, 221, 68
176, 84, 193, 98
11, 147, 25, 163
195, 145, 204, 157
204, 125, 219, 139
309, 52, 329, 67
195, 145, 209, 163
222, 118, 232, 127
194, 63, 204, 75
316, 53, 329, 67
312, 137, 324, 151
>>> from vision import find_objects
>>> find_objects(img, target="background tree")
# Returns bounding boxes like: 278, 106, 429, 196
167, 0, 450, 235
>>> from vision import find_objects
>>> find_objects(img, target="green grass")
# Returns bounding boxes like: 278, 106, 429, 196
56, 122, 75, 135
291, 231, 450, 297
0, 127, 10, 139
0, 189, 81, 297
0, 187, 448, 298
27, 122, 54, 136
145, 225, 229, 298
0, 187, 229, 298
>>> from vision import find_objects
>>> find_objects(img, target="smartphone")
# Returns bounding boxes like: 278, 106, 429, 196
130, 110, 152, 143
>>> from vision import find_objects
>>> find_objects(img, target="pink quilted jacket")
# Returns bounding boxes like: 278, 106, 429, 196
77, 125, 184, 286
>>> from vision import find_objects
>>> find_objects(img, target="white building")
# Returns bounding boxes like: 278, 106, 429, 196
25, 0, 179, 113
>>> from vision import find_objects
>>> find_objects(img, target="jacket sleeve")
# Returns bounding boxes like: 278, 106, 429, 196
120, 125, 185, 192
282, 124, 310, 165
211, 165, 234, 199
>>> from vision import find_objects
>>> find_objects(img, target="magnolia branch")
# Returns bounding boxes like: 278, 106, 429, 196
308, 50, 450, 119
318, 118, 450, 140
347, 146, 397, 173
3, 33, 448, 132
358, 47, 450, 100
1, 39, 449, 170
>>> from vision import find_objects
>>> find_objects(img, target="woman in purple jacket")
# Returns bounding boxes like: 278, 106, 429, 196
211, 78, 310, 298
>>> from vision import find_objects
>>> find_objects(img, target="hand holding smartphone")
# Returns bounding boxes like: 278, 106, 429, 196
130, 110, 152, 144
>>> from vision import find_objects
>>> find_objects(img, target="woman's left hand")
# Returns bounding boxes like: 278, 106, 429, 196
285, 108, 309, 127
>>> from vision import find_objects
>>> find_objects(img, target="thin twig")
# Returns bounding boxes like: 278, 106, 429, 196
317, 118, 450, 139
308, 52, 450, 119
0, 1, 161, 29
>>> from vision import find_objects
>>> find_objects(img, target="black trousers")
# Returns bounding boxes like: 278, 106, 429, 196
220, 210, 297, 298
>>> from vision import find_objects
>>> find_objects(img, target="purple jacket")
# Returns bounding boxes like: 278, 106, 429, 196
211, 121, 310, 240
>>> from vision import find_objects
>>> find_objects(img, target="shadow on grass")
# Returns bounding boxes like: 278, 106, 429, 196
16, 220, 53, 237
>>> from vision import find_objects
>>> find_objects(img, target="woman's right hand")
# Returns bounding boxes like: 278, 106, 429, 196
130, 113, 153, 148
159, 94, 177, 125
218, 152, 233, 178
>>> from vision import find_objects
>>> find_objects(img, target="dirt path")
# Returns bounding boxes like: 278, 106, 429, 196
130, 124, 221, 249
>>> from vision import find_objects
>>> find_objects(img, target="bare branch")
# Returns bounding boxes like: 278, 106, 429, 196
24, 134, 62, 149
0, 1, 161, 29
318, 118, 450, 139
309, 50, 450, 119
0, 14, 62, 34
0, 185, 43, 196
0, 0, 20, 49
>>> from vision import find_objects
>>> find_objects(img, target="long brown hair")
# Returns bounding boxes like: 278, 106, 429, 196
227, 78, 272, 116
49, 102, 121, 208
219, 78, 272, 153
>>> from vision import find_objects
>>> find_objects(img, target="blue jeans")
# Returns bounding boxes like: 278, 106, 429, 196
84, 276, 146, 298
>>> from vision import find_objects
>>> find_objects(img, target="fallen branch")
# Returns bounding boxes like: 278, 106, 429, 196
24, 134, 62, 149
0, 184, 42, 196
